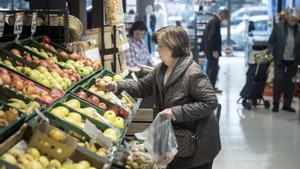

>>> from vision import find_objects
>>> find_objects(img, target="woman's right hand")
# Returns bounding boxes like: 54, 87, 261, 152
106, 81, 117, 92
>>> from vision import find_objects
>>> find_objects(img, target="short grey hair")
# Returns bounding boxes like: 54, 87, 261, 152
219, 8, 230, 16
287, 8, 299, 19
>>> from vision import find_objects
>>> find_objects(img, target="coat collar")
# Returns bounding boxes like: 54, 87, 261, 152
156, 53, 194, 90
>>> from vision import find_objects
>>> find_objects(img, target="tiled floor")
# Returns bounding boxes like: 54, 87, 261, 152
213, 55, 300, 169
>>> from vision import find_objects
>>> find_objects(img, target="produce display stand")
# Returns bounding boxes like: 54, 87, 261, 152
0, 4, 158, 169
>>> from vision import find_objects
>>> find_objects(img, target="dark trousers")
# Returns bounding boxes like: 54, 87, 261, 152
207, 57, 219, 88
273, 60, 297, 106
168, 162, 213, 169
188, 162, 213, 169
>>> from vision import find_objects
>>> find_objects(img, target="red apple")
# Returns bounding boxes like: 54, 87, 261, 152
42, 36, 51, 44
119, 108, 129, 118
39, 60, 48, 67
0, 68, 8, 74
46, 58, 54, 65
84, 58, 93, 66
98, 102, 108, 110
10, 73, 20, 81
109, 106, 120, 116
10, 49, 21, 56
32, 60, 40, 65
87, 95, 100, 105
2, 73, 11, 85
59, 51, 69, 58
11, 79, 23, 91
76, 91, 88, 99
69, 53, 79, 60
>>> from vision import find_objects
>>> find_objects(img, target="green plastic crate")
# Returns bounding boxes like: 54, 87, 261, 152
0, 104, 26, 143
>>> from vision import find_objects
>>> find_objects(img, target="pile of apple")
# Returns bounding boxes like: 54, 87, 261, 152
7, 98, 40, 116
0, 67, 63, 103
40, 36, 101, 70
75, 91, 108, 110
50, 101, 119, 142
64, 99, 125, 130
77, 141, 109, 158
59, 59, 94, 76
1, 147, 97, 169
0, 107, 19, 128
88, 74, 134, 110
75, 90, 129, 118
10, 48, 81, 82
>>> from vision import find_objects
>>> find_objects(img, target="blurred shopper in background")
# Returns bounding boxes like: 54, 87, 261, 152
268, 9, 300, 113
144, 5, 156, 54
154, 3, 167, 30
202, 8, 230, 93
125, 20, 154, 73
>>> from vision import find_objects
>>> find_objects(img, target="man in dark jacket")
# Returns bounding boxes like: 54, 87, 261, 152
202, 9, 230, 93
268, 10, 300, 113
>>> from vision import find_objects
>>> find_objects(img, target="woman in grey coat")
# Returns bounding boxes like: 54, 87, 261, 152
112, 26, 221, 169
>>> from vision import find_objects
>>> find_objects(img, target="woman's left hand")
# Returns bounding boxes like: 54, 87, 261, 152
160, 108, 173, 119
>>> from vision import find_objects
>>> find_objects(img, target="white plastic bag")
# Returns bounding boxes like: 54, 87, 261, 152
135, 112, 178, 168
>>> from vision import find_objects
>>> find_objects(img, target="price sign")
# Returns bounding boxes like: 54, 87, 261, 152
0, 12, 5, 38
84, 120, 112, 148
14, 12, 24, 35
35, 108, 49, 123
31, 12, 38, 34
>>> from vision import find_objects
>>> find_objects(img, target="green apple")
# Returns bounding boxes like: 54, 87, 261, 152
37, 66, 48, 73
64, 99, 81, 109
15, 66, 23, 72
3, 60, 13, 68
29, 70, 41, 81
63, 78, 72, 87
77, 67, 90, 76
53, 83, 63, 90
65, 63, 76, 70
103, 75, 113, 82
23, 67, 32, 75
103, 128, 118, 142
61, 82, 68, 90
103, 110, 117, 123
31, 47, 39, 53
112, 117, 125, 129
50, 106, 69, 118
40, 78, 50, 87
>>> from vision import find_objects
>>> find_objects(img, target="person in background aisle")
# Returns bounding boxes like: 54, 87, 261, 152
144, 5, 156, 54
125, 20, 154, 73
154, 3, 168, 30
268, 9, 300, 113
202, 8, 230, 93
109, 26, 221, 169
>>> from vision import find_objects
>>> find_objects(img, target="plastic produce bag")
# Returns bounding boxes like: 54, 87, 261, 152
135, 112, 178, 168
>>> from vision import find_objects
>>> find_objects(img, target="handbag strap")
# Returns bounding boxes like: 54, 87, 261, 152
192, 120, 199, 139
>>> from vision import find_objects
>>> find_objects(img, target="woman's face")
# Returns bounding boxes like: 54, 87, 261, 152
156, 43, 175, 66
133, 30, 146, 41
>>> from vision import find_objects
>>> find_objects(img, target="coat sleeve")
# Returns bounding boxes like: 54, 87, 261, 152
171, 69, 218, 122
268, 24, 277, 55
116, 70, 154, 98
207, 20, 220, 52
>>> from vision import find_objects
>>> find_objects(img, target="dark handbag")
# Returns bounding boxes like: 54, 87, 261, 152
174, 122, 199, 158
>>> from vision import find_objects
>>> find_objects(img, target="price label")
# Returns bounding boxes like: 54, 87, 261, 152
121, 70, 129, 78
31, 12, 38, 34
121, 91, 136, 105
84, 120, 112, 148
108, 92, 132, 114
130, 72, 138, 81
35, 108, 49, 123
0, 12, 5, 38
14, 12, 24, 35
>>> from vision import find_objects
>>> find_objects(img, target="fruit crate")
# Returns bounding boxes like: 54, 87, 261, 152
0, 60, 54, 90
0, 47, 36, 69
45, 100, 110, 141
0, 104, 26, 143
34, 36, 73, 54
1, 45, 90, 93
19, 39, 69, 62
71, 86, 130, 132
0, 65, 63, 105
0, 93, 44, 122
0, 124, 111, 169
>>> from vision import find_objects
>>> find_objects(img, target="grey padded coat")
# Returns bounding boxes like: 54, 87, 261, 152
117, 54, 221, 169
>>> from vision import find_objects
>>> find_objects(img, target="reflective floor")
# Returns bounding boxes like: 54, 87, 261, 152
213, 56, 300, 169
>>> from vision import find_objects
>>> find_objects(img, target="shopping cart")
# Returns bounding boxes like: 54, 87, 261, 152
238, 48, 272, 110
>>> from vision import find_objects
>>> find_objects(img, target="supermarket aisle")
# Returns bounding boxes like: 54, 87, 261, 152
213, 55, 300, 169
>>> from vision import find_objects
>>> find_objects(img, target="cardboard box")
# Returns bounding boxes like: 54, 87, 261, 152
134, 109, 154, 122
0, 124, 110, 169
